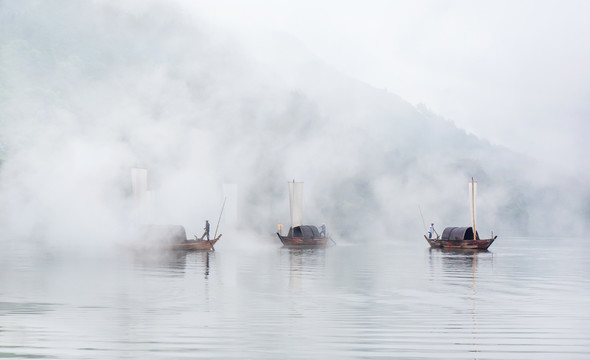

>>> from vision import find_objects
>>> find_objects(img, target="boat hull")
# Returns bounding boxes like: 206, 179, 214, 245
277, 233, 331, 248
170, 235, 221, 251
424, 235, 496, 250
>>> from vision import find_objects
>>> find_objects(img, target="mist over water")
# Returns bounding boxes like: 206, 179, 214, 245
0, 1, 589, 357
1, 0, 587, 250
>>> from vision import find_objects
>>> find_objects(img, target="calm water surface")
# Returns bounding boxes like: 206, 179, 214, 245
0, 237, 589, 359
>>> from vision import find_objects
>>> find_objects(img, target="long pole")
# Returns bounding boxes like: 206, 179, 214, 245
471, 177, 476, 240
214, 197, 227, 239
418, 205, 427, 234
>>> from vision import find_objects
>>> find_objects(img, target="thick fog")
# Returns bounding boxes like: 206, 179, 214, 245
187, 0, 590, 176
0, 0, 588, 252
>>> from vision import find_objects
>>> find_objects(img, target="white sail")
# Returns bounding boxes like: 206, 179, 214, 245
131, 167, 151, 224
131, 168, 148, 202
469, 178, 477, 239
289, 181, 303, 228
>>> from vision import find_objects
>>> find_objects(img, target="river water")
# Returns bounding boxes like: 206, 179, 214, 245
0, 236, 588, 359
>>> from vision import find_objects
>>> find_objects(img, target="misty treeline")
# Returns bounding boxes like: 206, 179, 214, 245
0, 1, 587, 249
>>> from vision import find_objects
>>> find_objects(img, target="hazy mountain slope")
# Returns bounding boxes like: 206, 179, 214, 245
0, 1, 586, 248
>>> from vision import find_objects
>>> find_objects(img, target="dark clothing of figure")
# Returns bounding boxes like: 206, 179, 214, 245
202, 221, 210, 240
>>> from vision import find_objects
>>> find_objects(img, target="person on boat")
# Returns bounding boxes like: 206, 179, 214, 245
202, 220, 210, 240
320, 223, 327, 237
428, 223, 436, 239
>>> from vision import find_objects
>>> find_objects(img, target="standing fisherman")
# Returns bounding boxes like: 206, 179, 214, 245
202, 220, 210, 241
428, 223, 437, 239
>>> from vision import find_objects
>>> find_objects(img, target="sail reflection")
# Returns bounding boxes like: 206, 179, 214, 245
427, 248, 495, 360
281, 247, 326, 293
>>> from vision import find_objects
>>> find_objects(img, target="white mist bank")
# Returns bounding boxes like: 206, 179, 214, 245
0, 0, 587, 253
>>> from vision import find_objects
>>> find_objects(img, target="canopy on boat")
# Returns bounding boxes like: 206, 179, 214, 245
139, 224, 187, 244
288, 225, 321, 239
441, 227, 480, 241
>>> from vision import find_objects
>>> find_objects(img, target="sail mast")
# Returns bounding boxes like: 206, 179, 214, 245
471, 177, 477, 240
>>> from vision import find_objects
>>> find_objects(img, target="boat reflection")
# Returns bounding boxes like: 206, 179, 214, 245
132, 250, 187, 274
427, 248, 494, 359
281, 247, 326, 293
131, 250, 212, 279
187, 251, 212, 279
428, 248, 493, 274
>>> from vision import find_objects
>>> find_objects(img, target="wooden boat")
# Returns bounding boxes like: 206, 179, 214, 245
276, 180, 333, 248
139, 224, 220, 252
425, 178, 497, 250
429, 247, 490, 255
277, 225, 331, 248
170, 235, 221, 251
130, 168, 224, 252
424, 227, 496, 250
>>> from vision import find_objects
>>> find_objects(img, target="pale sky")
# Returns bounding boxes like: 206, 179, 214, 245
179, 0, 589, 173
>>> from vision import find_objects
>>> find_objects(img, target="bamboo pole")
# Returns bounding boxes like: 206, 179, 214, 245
214, 197, 227, 239
418, 205, 427, 234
